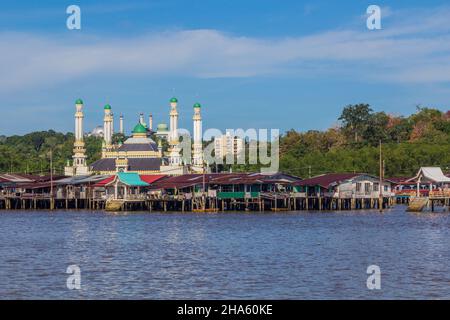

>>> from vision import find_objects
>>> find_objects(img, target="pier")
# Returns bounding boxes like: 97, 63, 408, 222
3, 169, 450, 213
0, 191, 395, 212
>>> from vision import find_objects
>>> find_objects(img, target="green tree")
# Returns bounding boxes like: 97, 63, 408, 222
339, 104, 373, 143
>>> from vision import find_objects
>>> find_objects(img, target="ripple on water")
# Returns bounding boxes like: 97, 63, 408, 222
0, 207, 450, 299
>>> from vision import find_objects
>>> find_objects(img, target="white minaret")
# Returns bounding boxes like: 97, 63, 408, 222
119, 114, 124, 134
192, 102, 203, 168
149, 114, 153, 131
169, 97, 179, 144
65, 98, 88, 176
139, 113, 146, 127
168, 97, 182, 166
74, 99, 84, 142
103, 104, 113, 148
111, 112, 114, 135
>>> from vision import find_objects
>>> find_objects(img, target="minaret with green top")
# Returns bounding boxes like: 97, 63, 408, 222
65, 99, 89, 176
169, 97, 179, 145
103, 104, 113, 149
168, 97, 182, 166
192, 102, 203, 168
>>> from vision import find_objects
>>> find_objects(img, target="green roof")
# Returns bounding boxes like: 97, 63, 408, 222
117, 172, 149, 187
170, 97, 178, 103
193, 103, 201, 108
75, 98, 83, 105
104, 104, 111, 110
132, 123, 147, 134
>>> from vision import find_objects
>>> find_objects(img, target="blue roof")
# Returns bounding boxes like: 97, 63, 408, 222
117, 172, 149, 186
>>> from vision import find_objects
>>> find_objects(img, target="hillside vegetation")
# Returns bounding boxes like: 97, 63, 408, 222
1, 105, 449, 177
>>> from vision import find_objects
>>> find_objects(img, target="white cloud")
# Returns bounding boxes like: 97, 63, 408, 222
1, 6, 450, 93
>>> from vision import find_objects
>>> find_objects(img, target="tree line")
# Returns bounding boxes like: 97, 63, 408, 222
1, 104, 449, 177
0, 131, 102, 175
277, 104, 450, 178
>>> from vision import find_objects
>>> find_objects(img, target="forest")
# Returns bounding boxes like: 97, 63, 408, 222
1, 104, 449, 178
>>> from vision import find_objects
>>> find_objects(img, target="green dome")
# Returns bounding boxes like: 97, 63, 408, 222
75, 98, 83, 105
104, 104, 111, 110
193, 102, 201, 108
157, 123, 168, 131
170, 97, 178, 103
132, 123, 147, 134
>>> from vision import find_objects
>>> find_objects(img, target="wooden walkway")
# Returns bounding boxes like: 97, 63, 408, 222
1, 193, 396, 212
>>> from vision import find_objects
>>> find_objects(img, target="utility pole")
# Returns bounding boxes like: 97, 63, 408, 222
50, 150, 54, 210
202, 161, 206, 210
308, 165, 312, 178
379, 140, 383, 213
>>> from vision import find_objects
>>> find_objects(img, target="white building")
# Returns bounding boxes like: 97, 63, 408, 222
89, 126, 104, 138
214, 132, 244, 158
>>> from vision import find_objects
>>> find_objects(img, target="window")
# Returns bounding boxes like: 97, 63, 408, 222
373, 183, 379, 192
365, 183, 371, 193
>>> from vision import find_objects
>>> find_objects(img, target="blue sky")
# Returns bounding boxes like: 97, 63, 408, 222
1, 0, 450, 136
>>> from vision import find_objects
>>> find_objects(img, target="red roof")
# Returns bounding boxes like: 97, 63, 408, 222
295, 173, 361, 188
386, 177, 412, 184
149, 174, 206, 189
93, 175, 115, 187
149, 173, 301, 189
17, 181, 53, 189
139, 175, 166, 184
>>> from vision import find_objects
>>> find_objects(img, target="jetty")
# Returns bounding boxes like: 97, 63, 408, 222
1, 171, 401, 212
3, 167, 450, 213
403, 167, 450, 212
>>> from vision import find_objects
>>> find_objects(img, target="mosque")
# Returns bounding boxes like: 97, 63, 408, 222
64, 98, 205, 176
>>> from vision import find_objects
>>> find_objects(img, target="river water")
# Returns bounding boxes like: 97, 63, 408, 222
0, 206, 449, 299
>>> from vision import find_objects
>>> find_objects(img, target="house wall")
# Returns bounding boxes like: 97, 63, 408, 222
338, 176, 392, 198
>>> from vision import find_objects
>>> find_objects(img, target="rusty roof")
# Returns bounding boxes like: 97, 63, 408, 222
294, 173, 362, 188
149, 172, 301, 189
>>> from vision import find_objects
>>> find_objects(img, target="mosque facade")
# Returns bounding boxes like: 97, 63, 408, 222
64, 98, 204, 176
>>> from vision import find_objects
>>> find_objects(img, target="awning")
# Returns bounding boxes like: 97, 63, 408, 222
106, 172, 149, 187
408, 167, 450, 183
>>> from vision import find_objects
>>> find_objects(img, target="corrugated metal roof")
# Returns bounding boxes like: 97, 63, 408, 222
140, 175, 166, 184
92, 175, 115, 187
55, 175, 110, 185
0, 174, 35, 183
17, 181, 53, 189
149, 172, 302, 189
294, 173, 361, 188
